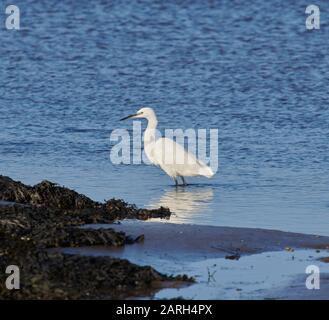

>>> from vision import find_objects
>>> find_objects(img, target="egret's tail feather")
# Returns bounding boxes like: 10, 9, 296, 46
198, 165, 214, 178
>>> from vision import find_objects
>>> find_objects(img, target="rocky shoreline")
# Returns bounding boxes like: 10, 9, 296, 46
0, 176, 192, 299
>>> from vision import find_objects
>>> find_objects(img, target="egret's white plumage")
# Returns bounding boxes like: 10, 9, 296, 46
121, 107, 214, 185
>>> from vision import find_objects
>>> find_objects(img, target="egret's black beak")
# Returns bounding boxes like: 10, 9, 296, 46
120, 114, 137, 121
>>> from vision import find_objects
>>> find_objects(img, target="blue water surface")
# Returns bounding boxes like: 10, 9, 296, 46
1, 1, 329, 235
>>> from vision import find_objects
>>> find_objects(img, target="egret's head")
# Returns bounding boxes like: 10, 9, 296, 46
120, 107, 155, 121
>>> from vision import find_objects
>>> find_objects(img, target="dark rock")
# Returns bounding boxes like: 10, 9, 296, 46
124, 234, 145, 244
0, 233, 185, 300
0, 175, 171, 220
225, 254, 241, 260
0, 175, 190, 300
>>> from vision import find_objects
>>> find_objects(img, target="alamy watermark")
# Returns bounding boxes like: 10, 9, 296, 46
5, 265, 20, 290
109, 121, 219, 174
306, 5, 320, 30
305, 265, 320, 290
2, 4, 322, 31
5, 5, 20, 30
1, 4, 325, 32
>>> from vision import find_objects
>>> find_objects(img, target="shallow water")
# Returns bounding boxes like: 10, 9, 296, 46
1, 1, 329, 235
63, 246, 329, 300
152, 250, 328, 300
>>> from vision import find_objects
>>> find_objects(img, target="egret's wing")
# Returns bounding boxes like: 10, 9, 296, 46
153, 137, 198, 166
153, 137, 214, 178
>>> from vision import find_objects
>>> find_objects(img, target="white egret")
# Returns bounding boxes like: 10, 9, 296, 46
120, 107, 214, 186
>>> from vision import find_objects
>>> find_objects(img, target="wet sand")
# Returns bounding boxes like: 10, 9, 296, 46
70, 221, 329, 300
104, 220, 329, 260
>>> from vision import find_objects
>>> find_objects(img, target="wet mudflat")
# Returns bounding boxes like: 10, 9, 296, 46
66, 221, 329, 300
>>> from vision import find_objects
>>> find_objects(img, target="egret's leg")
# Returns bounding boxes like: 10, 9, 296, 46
181, 176, 187, 186
173, 177, 178, 186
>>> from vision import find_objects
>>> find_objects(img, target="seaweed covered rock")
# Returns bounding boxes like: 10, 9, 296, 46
0, 175, 188, 299
0, 176, 171, 220
104, 198, 171, 220
31, 180, 97, 209
0, 233, 185, 300
0, 176, 33, 204
0, 176, 97, 209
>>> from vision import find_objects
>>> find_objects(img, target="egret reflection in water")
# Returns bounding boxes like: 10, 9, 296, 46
148, 187, 214, 222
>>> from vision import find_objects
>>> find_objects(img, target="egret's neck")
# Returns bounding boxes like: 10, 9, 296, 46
144, 115, 158, 144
